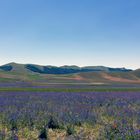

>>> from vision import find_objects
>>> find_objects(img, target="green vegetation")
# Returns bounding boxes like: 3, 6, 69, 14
66, 125, 76, 135
0, 87, 140, 92
39, 128, 48, 140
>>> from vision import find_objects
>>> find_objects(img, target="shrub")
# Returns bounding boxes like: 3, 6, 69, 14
39, 128, 48, 140
75, 121, 82, 126
47, 117, 60, 129
10, 119, 18, 132
67, 125, 75, 135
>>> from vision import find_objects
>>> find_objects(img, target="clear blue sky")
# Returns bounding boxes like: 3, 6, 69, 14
0, 0, 140, 69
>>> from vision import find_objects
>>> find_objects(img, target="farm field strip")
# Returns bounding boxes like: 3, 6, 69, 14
0, 87, 140, 92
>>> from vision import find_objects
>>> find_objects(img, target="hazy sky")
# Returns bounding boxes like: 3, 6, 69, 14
0, 0, 140, 69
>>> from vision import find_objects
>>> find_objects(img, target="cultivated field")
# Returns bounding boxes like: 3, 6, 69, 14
0, 83, 140, 140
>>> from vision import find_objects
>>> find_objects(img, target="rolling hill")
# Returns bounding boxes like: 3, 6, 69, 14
132, 69, 140, 78
0, 62, 139, 86
0, 62, 132, 74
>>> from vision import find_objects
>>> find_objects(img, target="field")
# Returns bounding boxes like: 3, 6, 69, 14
1, 0, 140, 138
0, 82, 140, 140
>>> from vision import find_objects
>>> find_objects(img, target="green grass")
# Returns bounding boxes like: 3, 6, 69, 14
0, 87, 140, 92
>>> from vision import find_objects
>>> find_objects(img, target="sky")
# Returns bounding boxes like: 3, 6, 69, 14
0, 0, 140, 69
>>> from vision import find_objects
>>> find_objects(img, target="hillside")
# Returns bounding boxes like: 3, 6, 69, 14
0, 62, 132, 74
132, 69, 140, 78
0, 63, 140, 86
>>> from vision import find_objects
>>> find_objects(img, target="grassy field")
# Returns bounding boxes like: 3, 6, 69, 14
0, 87, 140, 92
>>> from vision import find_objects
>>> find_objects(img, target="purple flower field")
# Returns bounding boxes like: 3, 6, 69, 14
0, 89, 140, 139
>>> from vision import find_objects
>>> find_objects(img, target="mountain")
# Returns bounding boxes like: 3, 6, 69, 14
0, 62, 139, 86
0, 62, 29, 73
0, 62, 132, 74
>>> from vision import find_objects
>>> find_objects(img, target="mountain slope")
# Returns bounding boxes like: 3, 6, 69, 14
0, 62, 29, 73
0, 63, 132, 74
132, 69, 140, 78
0, 63, 139, 85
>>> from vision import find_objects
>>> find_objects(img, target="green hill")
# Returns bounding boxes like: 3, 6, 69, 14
0, 62, 139, 85
0, 62, 132, 74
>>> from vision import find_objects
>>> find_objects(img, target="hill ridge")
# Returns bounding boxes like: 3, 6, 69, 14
0, 62, 140, 85
0, 62, 132, 74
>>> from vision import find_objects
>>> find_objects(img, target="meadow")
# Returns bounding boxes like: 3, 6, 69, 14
0, 85, 140, 140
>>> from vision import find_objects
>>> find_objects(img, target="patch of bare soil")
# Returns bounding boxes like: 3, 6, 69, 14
0, 73, 15, 79
102, 73, 140, 83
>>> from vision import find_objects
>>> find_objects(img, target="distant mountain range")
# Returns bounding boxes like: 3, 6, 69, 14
0, 62, 132, 74
0, 62, 140, 85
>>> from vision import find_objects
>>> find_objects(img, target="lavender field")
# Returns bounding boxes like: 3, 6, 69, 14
0, 86, 140, 139
1, 0, 140, 139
